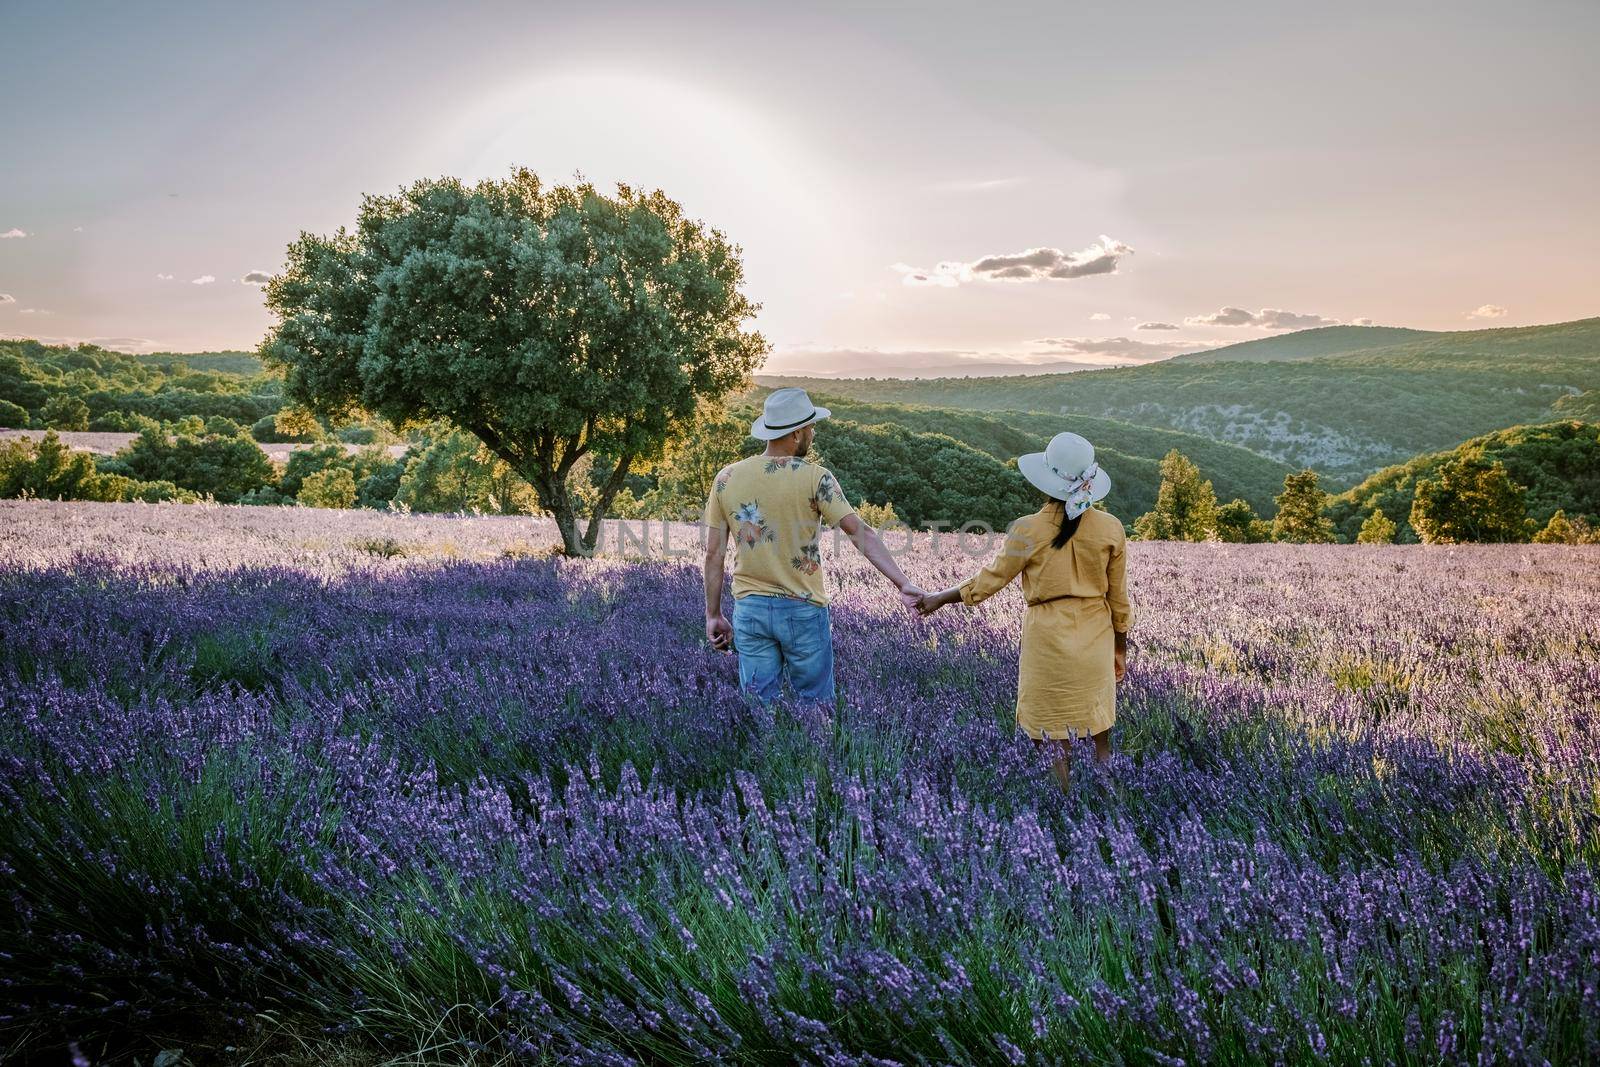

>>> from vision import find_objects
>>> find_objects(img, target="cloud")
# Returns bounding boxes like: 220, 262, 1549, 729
73, 226, 84, 233
190, 274, 216, 286
241, 270, 272, 285
1089, 312, 1111, 321
1184, 306, 1340, 329
19, 308, 52, 315
1352, 317, 1374, 326
155, 273, 175, 281
0, 294, 13, 305
1467, 304, 1507, 319
893, 235, 1133, 287
1, 229, 26, 239
1137, 321, 1179, 331
973, 236, 1133, 281
1185, 306, 1257, 326
1028, 335, 1219, 365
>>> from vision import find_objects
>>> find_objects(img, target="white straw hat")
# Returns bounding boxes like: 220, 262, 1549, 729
751, 387, 831, 441
1017, 432, 1112, 518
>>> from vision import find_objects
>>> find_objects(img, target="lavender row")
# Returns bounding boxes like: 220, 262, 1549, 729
2, 528, 1598, 1063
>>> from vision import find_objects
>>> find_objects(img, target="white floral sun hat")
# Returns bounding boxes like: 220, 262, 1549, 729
1017, 432, 1112, 519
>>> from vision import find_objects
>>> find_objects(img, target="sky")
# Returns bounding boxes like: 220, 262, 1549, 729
2, 0, 1597, 376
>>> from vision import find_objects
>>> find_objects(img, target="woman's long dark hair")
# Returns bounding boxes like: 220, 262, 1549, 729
1050, 498, 1084, 549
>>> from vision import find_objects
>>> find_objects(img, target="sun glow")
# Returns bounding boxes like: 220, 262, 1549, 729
422, 69, 854, 342
438, 70, 834, 237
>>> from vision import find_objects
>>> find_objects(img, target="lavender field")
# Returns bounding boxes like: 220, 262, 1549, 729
2, 500, 1598, 1065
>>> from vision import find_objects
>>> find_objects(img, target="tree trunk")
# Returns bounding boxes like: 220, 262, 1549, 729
581, 451, 636, 553
551, 497, 589, 557
524, 468, 591, 558
513, 447, 631, 558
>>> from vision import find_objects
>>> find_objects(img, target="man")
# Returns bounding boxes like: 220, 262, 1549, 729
702, 387, 922, 701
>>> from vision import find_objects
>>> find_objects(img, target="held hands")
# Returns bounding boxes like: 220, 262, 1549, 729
895, 579, 959, 618
706, 613, 733, 652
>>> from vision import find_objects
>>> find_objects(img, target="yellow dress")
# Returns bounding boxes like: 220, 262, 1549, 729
959, 504, 1134, 740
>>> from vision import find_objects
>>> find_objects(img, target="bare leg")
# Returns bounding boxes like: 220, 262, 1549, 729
1092, 728, 1113, 764
1031, 736, 1073, 791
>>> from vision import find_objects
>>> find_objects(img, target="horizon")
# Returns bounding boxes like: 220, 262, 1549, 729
2, 0, 1597, 377
8, 314, 1597, 382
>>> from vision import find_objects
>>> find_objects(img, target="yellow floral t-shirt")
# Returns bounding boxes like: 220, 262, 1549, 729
702, 455, 856, 604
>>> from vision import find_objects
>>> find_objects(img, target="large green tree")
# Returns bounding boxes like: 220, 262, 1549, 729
260, 170, 767, 555
1271, 469, 1336, 543
1133, 450, 1217, 541
1409, 453, 1532, 543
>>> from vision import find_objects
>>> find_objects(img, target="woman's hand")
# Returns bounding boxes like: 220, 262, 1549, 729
917, 587, 959, 616
1113, 648, 1127, 682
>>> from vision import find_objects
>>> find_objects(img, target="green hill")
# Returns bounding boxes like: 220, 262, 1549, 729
1327, 420, 1600, 542
737, 393, 1294, 519
760, 317, 1600, 485
1167, 324, 1436, 363
135, 350, 265, 376
1553, 389, 1600, 421
1, 339, 281, 429
793, 421, 1042, 530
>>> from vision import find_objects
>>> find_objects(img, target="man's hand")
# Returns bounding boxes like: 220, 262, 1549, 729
898, 583, 925, 612
1113, 648, 1127, 682
707, 613, 733, 652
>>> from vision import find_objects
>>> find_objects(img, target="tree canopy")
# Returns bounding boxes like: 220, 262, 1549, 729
1134, 450, 1217, 541
260, 170, 766, 555
1271, 469, 1335, 543
1409, 453, 1533, 544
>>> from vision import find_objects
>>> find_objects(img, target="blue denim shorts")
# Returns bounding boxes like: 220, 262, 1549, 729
731, 594, 835, 702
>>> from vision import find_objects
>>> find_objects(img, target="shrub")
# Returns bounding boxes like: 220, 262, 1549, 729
855, 500, 902, 528
355, 454, 407, 510
0, 431, 103, 499
237, 485, 293, 506
249, 409, 323, 443
112, 425, 276, 504
1532, 509, 1598, 544
1214, 498, 1271, 543
89, 410, 162, 434
298, 467, 358, 509
0, 431, 191, 502
0, 398, 29, 428
1356, 508, 1398, 544
394, 430, 539, 515
40, 395, 90, 431
91, 474, 199, 504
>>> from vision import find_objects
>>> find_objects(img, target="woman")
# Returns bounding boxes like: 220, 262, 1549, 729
917, 432, 1135, 790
